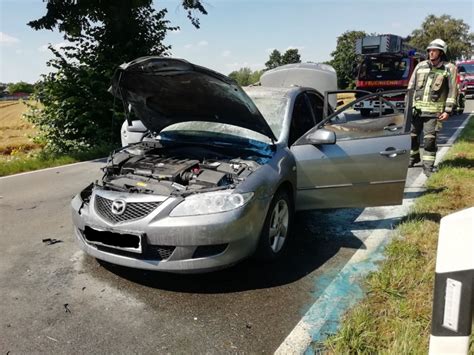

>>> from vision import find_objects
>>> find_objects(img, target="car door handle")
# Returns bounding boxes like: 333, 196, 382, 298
380, 148, 407, 158
383, 125, 401, 132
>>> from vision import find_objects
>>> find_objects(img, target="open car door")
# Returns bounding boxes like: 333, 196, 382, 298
291, 89, 412, 210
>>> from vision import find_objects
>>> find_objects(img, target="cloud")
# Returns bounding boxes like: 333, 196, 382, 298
221, 50, 231, 57
15, 49, 23, 55
0, 32, 20, 45
183, 40, 208, 50
391, 22, 402, 29
38, 42, 71, 53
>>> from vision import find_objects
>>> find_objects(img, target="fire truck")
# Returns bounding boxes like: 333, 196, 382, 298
353, 34, 424, 116
456, 59, 474, 103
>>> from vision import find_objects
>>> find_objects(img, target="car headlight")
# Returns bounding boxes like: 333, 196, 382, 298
169, 190, 254, 217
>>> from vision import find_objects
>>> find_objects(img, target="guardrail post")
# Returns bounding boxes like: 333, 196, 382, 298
429, 207, 473, 354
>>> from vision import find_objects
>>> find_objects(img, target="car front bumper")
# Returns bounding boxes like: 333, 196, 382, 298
71, 189, 271, 273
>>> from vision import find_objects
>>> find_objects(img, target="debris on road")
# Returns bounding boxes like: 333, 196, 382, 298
42, 238, 62, 245
63, 303, 71, 313
46, 336, 58, 342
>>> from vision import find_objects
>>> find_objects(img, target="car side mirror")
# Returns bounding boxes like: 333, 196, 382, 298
306, 129, 336, 145
127, 120, 147, 132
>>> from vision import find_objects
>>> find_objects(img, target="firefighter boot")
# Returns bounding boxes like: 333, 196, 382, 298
422, 153, 437, 177
423, 164, 438, 177
409, 153, 421, 167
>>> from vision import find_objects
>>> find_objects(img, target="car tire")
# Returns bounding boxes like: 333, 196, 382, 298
255, 189, 293, 261
360, 109, 371, 117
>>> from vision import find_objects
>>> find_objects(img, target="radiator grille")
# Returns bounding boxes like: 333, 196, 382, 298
95, 195, 160, 224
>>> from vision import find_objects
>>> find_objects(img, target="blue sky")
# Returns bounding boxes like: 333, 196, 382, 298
1, 0, 473, 83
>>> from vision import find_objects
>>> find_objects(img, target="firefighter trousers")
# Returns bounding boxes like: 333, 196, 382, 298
410, 115, 441, 169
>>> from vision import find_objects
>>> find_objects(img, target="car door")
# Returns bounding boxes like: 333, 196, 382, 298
291, 90, 412, 210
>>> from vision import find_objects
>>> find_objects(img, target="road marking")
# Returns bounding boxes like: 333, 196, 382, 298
275, 114, 471, 355
0, 157, 106, 180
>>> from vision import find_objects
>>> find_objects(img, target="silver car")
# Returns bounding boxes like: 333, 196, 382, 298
71, 57, 412, 273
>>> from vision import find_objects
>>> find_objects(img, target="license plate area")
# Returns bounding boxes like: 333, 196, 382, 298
83, 226, 142, 253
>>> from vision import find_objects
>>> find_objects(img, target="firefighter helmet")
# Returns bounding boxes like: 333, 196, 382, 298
427, 39, 447, 54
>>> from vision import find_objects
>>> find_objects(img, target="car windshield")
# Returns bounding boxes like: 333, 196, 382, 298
458, 63, 474, 73
161, 121, 273, 143
161, 87, 289, 143
359, 56, 410, 80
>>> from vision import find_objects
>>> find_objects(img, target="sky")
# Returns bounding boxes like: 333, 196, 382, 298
0, 0, 473, 83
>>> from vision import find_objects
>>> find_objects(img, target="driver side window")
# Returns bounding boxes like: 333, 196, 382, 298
323, 93, 407, 141
289, 94, 316, 146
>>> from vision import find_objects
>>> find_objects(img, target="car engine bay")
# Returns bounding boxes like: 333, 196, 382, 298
99, 141, 264, 196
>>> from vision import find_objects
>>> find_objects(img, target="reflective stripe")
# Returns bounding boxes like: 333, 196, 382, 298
446, 98, 456, 104
423, 155, 436, 161
410, 150, 419, 154
417, 68, 430, 74
414, 100, 445, 112
425, 134, 436, 139
423, 75, 434, 102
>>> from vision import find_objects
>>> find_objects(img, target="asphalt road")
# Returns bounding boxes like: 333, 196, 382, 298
0, 102, 471, 354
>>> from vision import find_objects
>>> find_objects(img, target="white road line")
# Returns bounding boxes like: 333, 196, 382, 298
435, 115, 471, 166
0, 157, 105, 180
275, 114, 471, 355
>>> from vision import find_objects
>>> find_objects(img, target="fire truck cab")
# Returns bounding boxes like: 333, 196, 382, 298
354, 35, 424, 116
457, 60, 474, 99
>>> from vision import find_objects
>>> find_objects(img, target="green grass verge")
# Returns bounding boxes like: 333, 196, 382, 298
323, 116, 474, 354
0, 146, 114, 177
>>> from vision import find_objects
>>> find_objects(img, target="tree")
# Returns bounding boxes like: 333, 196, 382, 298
281, 48, 301, 65
26, 0, 207, 155
228, 68, 263, 86
249, 69, 264, 84
265, 49, 282, 70
407, 14, 474, 60
7, 81, 35, 94
265, 48, 301, 70
328, 30, 366, 89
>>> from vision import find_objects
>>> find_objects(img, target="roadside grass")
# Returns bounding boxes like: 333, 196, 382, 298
322, 116, 473, 354
0, 147, 112, 177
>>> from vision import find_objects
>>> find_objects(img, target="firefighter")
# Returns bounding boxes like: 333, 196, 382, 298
407, 38, 457, 176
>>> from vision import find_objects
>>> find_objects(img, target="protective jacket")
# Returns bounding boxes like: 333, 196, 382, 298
408, 60, 457, 116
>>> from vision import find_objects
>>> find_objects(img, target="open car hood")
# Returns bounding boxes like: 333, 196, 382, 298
111, 57, 276, 141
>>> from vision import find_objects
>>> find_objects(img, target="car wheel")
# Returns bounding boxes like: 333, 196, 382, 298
255, 189, 293, 261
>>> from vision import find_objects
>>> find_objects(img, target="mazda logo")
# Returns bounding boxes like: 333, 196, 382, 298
111, 199, 127, 215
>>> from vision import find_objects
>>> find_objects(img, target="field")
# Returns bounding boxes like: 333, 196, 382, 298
0, 100, 41, 157
336, 92, 356, 107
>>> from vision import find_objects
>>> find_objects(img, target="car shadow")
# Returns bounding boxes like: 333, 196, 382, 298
95, 208, 371, 294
